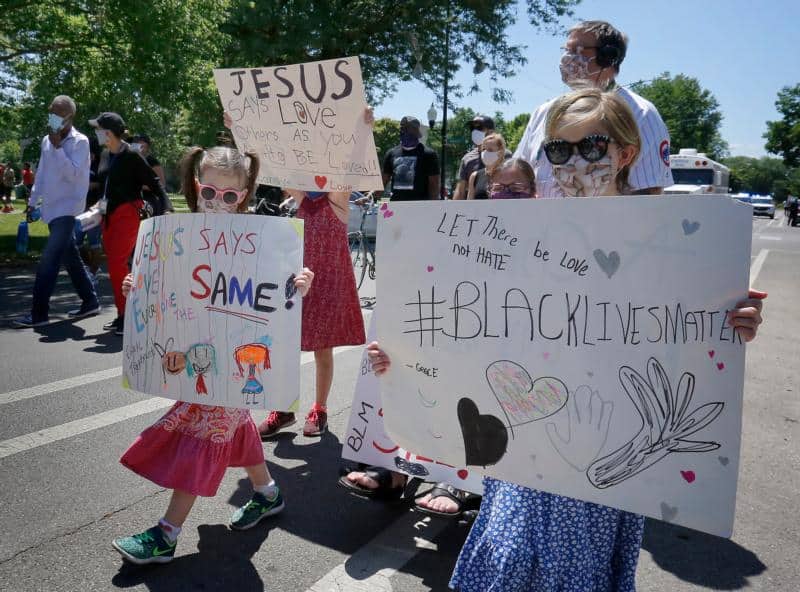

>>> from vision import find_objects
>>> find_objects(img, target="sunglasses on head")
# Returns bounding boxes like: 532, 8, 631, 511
195, 180, 247, 205
543, 134, 613, 165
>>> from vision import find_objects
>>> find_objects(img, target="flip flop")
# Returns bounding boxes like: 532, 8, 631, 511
338, 466, 407, 501
413, 482, 481, 519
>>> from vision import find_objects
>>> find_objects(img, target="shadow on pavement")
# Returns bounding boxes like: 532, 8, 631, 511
642, 518, 767, 589
111, 523, 270, 591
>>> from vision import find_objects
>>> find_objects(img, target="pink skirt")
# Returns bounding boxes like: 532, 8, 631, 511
120, 402, 265, 497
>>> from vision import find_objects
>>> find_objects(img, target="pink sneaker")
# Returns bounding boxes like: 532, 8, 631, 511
258, 411, 296, 438
303, 405, 328, 437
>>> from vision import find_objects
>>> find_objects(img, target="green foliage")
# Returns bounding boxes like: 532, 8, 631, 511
764, 84, 800, 168
0, 140, 21, 165
631, 73, 728, 160
372, 118, 401, 164
722, 155, 791, 199
497, 113, 531, 153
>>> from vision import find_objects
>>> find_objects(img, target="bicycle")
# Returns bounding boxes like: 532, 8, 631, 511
347, 191, 377, 290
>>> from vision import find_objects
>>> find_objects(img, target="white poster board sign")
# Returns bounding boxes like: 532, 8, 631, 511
122, 214, 304, 411
342, 313, 485, 494
377, 196, 752, 537
214, 57, 384, 193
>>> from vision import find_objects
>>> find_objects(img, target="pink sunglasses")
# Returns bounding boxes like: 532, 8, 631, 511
195, 180, 247, 205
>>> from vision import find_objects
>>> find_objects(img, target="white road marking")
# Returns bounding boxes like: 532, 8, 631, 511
306, 513, 448, 592
750, 249, 769, 288
761, 236, 782, 241
0, 367, 122, 406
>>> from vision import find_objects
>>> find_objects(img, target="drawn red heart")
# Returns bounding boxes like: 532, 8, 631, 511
426, 265, 434, 272
378, 407, 383, 417
314, 175, 327, 189
457, 469, 469, 480
717, 362, 725, 371
708, 350, 715, 359
680, 470, 696, 483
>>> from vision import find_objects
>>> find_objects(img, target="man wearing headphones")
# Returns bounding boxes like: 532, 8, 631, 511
515, 20, 673, 196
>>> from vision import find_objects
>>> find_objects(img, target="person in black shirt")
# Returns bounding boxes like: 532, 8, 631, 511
131, 133, 174, 213
90, 112, 169, 335
381, 116, 440, 201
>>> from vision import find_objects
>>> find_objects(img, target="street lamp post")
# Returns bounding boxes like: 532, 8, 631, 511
440, 0, 451, 199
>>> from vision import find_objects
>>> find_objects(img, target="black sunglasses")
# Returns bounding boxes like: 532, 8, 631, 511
543, 135, 613, 165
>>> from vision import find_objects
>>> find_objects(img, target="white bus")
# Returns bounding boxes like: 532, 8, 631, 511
664, 148, 730, 195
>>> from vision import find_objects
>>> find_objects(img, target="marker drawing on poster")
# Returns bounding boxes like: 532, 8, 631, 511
214, 57, 384, 193
376, 196, 752, 537
122, 214, 304, 411
342, 313, 484, 495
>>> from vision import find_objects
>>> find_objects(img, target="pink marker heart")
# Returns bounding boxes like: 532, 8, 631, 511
717, 362, 725, 371
378, 408, 383, 417
426, 265, 434, 272
542, 352, 550, 360
708, 350, 715, 359
380, 202, 388, 211
457, 469, 469, 480
383, 210, 394, 219
680, 470, 696, 484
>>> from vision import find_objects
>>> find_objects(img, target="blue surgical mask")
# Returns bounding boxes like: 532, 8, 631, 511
48, 113, 65, 133
95, 130, 109, 146
306, 191, 326, 200
130, 143, 142, 153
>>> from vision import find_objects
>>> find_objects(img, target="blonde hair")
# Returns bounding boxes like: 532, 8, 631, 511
481, 133, 507, 177
180, 146, 259, 213
545, 88, 641, 194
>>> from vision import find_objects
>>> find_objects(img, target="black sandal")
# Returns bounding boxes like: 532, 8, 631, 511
338, 465, 407, 501
413, 482, 481, 519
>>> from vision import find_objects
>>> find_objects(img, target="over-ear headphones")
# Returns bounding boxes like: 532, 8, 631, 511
595, 36, 623, 69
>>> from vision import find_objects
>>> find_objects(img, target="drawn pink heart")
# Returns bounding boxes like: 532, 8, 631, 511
542, 352, 550, 360
457, 469, 469, 480
717, 362, 725, 371
383, 210, 394, 219
708, 350, 715, 359
380, 202, 388, 211
680, 470, 696, 484
314, 175, 327, 189
426, 265, 434, 272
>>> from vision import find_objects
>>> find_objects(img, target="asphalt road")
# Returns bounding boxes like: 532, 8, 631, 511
0, 215, 797, 592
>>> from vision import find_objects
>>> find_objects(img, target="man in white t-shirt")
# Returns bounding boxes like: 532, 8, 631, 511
515, 20, 673, 197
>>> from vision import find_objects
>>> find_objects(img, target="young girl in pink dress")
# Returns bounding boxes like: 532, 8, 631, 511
112, 146, 314, 565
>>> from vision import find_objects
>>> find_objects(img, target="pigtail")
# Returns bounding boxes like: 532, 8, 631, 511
180, 146, 206, 213
241, 150, 260, 213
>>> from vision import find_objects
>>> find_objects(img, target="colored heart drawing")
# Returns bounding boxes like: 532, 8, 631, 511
457, 397, 508, 467
718, 456, 730, 466
708, 350, 715, 359
426, 265, 434, 272
380, 202, 388, 211
680, 470, 696, 483
660, 502, 678, 522
457, 469, 469, 480
383, 210, 394, 219
314, 175, 327, 189
717, 362, 725, 371
536, 473, 543, 480
486, 360, 569, 432
682, 219, 701, 235
542, 352, 550, 360
592, 249, 621, 278
587, 371, 594, 377
378, 408, 383, 417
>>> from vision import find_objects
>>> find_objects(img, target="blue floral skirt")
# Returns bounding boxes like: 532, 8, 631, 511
449, 477, 644, 592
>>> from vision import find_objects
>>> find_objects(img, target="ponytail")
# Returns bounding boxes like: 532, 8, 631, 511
180, 146, 206, 213
241, 150, 260, 213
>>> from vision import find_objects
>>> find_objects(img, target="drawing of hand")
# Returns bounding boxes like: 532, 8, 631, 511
546, 385, 614, 472
587, 357, 723, 489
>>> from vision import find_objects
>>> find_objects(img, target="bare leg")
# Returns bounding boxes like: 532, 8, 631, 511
163, 489, 198, 527
314, 348, 334, 407
244, 462, 272, 488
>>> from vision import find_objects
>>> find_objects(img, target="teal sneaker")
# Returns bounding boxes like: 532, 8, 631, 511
112, 526, 176, 565
230, 490, 285, 530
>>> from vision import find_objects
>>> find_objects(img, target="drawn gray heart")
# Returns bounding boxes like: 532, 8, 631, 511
718, 456, 729, 466
682, 219, 701, 235
536, 473, 543, 480
530, 454, 536, 463
660, 502, 678, 522
587, 371, 594, 378
593, 249, 621, 278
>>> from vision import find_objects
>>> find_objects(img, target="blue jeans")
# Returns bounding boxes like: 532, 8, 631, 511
74, 223, 102, 250
31, 215, 99, 322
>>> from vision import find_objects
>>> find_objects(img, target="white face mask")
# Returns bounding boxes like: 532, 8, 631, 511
552, 153, 617, 197
471, 129, 486, 145
130, 143, 142, 153
481, 150, 500, 166
48, 113, 65, 133
95, 130, 109, 146
559, 52, 596, 88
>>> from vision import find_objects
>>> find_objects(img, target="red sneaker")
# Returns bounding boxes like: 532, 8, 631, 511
258, 411, 296, 438
303, 405, 328, 437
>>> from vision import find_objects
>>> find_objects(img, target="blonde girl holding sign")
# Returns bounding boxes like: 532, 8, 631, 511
111, 146, 314, 565
365, 88, 766, 592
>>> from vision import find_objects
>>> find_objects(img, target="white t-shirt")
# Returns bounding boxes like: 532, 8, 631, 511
514, 86, 673, 198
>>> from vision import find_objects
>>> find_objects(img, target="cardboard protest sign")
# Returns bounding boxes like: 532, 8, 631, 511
377, 196, 752, 537
214, 57, 384, 193
342, 313, 485, 494
122, 214, 304, 411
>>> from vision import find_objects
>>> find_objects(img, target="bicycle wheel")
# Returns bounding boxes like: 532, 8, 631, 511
348, 232, 367, 290
367, 241, 376, 280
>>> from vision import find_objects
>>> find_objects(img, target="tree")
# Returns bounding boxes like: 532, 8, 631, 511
372, 118, 400, 163
722, 156, 789, 198
631, 73, 728, 159
497, 113, 531, 153
764, 84, 800, 168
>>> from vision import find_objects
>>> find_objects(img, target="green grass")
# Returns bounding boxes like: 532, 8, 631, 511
0, 194, 187, 266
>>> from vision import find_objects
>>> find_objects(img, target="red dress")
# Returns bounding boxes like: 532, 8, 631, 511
298, 196, 366, 351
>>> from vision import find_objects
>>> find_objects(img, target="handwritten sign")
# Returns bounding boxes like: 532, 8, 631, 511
342, 313, 484, 494
377, 196, 752, 537
214, 57, 384, 193
122, 214, 304, 411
